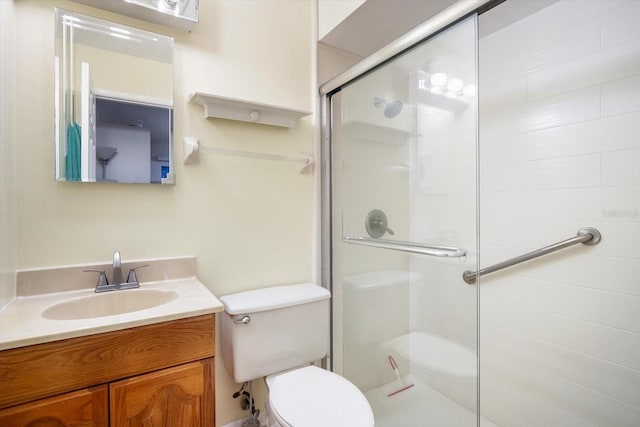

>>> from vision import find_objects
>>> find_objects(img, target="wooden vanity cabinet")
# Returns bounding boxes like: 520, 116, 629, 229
110, 358, 214, 427
0, 386, 108, 426
0, 314, 216, 427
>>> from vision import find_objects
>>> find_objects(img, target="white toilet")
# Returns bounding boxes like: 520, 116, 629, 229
219, 283, 374, 427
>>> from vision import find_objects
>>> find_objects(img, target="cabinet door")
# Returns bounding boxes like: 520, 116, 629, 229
110, 358, 214, 427
0, 386, 108, 427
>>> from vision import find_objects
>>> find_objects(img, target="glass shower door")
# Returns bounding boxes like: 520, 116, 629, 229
329, 15, 481, 427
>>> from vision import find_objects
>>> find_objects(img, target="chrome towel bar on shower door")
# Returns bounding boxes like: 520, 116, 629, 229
462, 227, 602, 285
342, 236, 467, 258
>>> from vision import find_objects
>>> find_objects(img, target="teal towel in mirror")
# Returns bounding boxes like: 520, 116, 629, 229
65, 122, 81, 181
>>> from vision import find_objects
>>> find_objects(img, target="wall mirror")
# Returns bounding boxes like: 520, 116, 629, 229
54, 9, 174, 184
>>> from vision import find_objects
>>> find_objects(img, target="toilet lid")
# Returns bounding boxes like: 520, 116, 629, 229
266, 366, 374, 427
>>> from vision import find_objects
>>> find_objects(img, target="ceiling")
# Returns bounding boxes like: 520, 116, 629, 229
319, 0, 558, 57
319, 0, 457, 58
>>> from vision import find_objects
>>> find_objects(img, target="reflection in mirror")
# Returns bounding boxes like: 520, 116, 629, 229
54, 9, 174, 184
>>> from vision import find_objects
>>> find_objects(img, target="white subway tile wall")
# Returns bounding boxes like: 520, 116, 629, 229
479, 1, 640, 425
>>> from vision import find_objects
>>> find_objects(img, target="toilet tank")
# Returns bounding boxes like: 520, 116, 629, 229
219, 283, 331, 383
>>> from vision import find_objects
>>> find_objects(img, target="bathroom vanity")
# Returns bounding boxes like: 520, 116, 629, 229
0, 259, 222, 426
0, 315, 215, 425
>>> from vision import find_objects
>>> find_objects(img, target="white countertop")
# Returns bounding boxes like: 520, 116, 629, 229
0, 277, 223, 351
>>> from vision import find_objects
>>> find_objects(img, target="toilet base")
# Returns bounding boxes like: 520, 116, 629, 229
265, 396, 288, 427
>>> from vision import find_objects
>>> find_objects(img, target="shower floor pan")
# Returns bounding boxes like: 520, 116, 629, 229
365, 374, 497, 427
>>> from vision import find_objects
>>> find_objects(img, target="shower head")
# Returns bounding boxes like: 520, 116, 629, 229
373, 97, 403, 118
384, 100, 403, 118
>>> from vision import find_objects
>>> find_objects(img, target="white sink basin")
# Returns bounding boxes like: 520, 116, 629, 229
1, 277, 223, 350
42, 289, 179, 320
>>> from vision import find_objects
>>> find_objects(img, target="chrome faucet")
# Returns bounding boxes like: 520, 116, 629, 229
112, 250, 124, 287
84, 250, 147, 293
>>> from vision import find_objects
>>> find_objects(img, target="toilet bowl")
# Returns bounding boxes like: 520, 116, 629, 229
265, 366, 374, 427
219, 283, 374, 427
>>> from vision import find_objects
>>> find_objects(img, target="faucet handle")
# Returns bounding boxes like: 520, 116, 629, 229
84, 269, 116, 293
365, 209, 395, 238
126, 264, 149, 285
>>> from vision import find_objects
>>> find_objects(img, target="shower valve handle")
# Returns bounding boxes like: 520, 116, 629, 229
365, 209, 395, 238
372, 218, 395, 235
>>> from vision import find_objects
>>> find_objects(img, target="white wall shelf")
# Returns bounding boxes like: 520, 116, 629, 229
189, 92, 311, 128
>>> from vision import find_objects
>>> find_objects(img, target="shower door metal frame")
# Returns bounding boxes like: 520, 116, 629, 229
319, 0, 496, 370
319, 5, 498, 427
320, 0, 499, 296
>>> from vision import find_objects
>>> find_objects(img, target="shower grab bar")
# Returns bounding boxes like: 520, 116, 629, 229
342, 236, 467, 258
462, 227, 601, 285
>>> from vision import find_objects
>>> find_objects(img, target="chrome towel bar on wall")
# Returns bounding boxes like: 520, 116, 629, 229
463, 227, 602, 285
342, 236, 467, 258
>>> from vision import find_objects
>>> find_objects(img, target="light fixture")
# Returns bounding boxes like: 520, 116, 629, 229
446, 78, 464, 92
430, 73, 448, 87
463, 85, 476, 97
418, 71, 475, 103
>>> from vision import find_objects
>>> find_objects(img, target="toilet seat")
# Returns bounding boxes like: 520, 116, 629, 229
266, 366, 374, 427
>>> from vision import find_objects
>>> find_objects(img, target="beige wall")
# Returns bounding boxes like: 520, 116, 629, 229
11, 0, 314, 424
317, 42, 361, 84
0, 0, 17, 309
318, 0, 364, 40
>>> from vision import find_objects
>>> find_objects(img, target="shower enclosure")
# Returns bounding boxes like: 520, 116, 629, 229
321, 0, 640, 426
